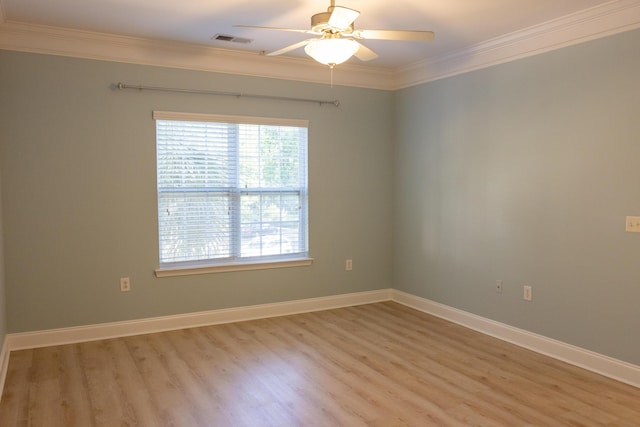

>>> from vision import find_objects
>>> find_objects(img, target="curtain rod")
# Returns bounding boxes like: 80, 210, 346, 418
114, 82, 340, 107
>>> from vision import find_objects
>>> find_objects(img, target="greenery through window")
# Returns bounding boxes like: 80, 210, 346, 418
154, 111, 309, 267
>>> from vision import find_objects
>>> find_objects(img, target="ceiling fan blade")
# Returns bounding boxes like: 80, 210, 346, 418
233, 25, 316, 35
354, 42, 378, 62
328, 6, 360, 30
265, 39, 316, 57
355, 29, 435, 42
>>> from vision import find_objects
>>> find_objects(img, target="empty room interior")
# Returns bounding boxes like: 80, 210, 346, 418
1, 0, 640, 425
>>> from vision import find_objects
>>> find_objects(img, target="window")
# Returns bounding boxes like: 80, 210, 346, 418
154, 111, 310, 275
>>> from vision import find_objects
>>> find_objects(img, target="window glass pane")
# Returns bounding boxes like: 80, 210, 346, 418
155, 113, 308, 267
158, 192, 231, 263
239, 125, 303, 189
239, 192, 302, 257
157, 121, 236, 189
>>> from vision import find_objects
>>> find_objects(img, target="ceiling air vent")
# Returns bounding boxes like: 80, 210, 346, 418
212, 34, 253, 44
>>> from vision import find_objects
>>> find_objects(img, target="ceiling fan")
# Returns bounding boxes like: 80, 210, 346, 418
235, 0, 435, 67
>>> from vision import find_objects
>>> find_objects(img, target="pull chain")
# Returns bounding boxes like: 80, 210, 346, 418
329, 63, 335, 88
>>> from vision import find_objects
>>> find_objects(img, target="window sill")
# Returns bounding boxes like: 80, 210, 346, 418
155, 258, 314, 278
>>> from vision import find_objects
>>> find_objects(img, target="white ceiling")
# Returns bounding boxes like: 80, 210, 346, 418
0, 0, 618, 68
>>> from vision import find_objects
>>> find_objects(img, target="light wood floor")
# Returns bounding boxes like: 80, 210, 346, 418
1, 302, 639, 426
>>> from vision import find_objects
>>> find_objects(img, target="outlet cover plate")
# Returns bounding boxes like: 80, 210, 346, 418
626, 216, 640, 233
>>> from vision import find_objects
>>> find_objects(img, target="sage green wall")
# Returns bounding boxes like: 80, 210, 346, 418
393, 29, 640, 365
0, 171, 6, 344
0, 51, 394, 332
2, 29, 639, 369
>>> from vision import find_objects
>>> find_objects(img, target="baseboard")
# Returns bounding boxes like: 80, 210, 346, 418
0, 335, 9, 400
3, 287, 639, 395
7, 289, 393, 351
391, 289, 640, 389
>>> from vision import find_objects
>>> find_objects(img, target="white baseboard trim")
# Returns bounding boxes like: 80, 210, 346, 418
391, 289, 640, 389
6, 289, 393, 351
0, 336, 9, 400
3, 288, 638, 397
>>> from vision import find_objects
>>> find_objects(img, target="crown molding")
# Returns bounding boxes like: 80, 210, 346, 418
0, 21, 395, 90
394, 0, 640, 89
1, 0, 639, 90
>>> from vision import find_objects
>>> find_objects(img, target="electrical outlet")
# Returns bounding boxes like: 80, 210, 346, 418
496, 280, 503, 294
345, 259, 353, 271
523, 285, 532, 301
120, 277, 131, 292
626, 216, 640, 232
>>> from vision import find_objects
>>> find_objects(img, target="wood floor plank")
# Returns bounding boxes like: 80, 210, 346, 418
1, 301, 639, 426
78, 339, 152, 426
343, 305, 561, 424
264, 319, 392, 426
27, 345, 69, 426
368, 303, 635, 424
303, 310, 497, 423
152, 328, 240, 426
256, 316, 418, 426
0, 349, 32, 427
221, 321, 357, 426
283, 312, 461, 425
315, 307, 536, 426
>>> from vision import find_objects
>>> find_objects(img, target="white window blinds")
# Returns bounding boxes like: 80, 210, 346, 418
154, 111, 309, 267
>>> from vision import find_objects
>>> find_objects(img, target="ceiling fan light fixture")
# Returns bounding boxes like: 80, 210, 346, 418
304, 38, 359, 66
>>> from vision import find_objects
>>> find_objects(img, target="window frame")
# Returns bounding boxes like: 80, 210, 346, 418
153, 111, 313, 277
